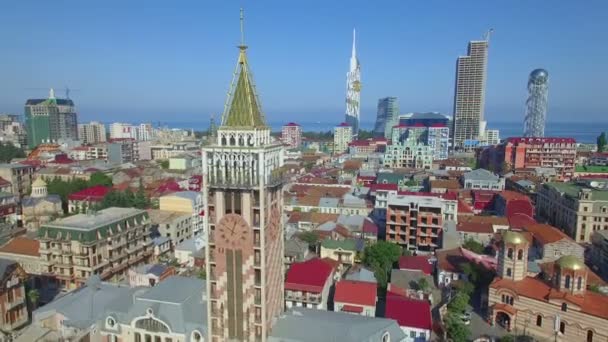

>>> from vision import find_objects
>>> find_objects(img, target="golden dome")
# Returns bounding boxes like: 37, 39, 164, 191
502, 231, 525, 245
556, 255, 585, 271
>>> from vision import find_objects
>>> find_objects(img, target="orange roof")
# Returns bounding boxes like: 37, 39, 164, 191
430, 179, 461, 190
492, 303, 517, 316
457, 221, 494, 234
491, 276, 608, 320
521, 223, 571, 245
343, 160, 363, 172
458, 215, 509, 226
435, 248, 467, 273
0, 237, 40, 257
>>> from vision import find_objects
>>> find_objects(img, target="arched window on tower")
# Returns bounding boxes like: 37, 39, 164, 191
577, 277, 583, 290
517, 249, 524, 260
507, 248, 513, 259
536, 315, 542, 327
587, 330, 594, 342
565, 275, 571, 289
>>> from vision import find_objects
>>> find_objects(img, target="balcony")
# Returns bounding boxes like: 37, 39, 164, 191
4, 314, 27, 331
5, 296, 24, 310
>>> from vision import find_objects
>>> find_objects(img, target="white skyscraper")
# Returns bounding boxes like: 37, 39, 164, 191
345, 29, 361, 136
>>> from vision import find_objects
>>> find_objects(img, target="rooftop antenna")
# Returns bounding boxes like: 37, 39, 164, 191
240, 8, 245, 48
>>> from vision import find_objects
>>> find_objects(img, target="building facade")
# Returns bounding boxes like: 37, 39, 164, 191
334, 123, 353, 155
281, 122, 302, 149
463, 168, 505, 190
479, 137, 577, 180
0, 259, 28, 332
345, 29, 361, 136
536, 180, 608, 243
374, 97, 398, 138
78, 121, 107, 144
37, 207, 153, 290
147, 209, 193, 246
25, 89, 78, 148
159, 191, 204, 237
107, 138, 139, 164
0, 164, 35, 202
383, 140, 433, 170
386, 193, 443, 253
202, 22, 285, 341
452, 37, 490, 149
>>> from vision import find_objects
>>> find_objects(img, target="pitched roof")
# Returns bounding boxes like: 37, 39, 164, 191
458, 215, 509, 226
269, 308, 406, 342
285, 258, 333, 293
334, 280, 377, 307
398, 255, 433, 275
385, 292, 432, 330
457, 221, 494, 234
430, 179, 461, 190
221, 47, 266, 129
68, 185, 111, 202
0, 237, 40, 257
521, 223, 571, 244
490, 276, 608, 319
321, 238, 360, 252
435, 248, 468, 273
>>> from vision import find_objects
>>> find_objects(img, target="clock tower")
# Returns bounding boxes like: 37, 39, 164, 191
203, 9, 285, 342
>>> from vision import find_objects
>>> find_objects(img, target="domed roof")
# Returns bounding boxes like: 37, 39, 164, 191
32, 177, 47, 188
529, 69, 549, 84
556, 255, 585, 271
502, 230, 526, 245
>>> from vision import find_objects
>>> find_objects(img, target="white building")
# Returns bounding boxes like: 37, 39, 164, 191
109, 122, 138, 140
77, 121, 106, 144
334, 123, 353, 155
281, 122, 302, 149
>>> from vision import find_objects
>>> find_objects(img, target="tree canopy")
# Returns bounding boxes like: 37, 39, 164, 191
0, 142, 25, 163
362, 241, 402, 289
88, 172, 113, 187
462, 238, 485, 254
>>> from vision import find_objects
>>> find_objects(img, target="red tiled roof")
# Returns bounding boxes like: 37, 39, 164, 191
397, 191, 441, 197
490, 276, 608, 320
398, 255, 433, 275
0, 237, 40, 257
436, 248, 467, 273
285, 122, 300, 127
441, 192, 458, 201
334, 280, 377, 307
385, 292, 432, 330
505, 199, 534, 219
457, 221, 494, 234
53, 154, 74, 164
337, 122, 350, 127
285, 258, 333, 293
0, 177, 10, 187
457, 199, 474, 214
508, 213, 537, 228
521, 223, 571, 244
362, 218, 378, 235
370, 183, 398, 192
341, 304, 364, 313
68, 185, 111, 202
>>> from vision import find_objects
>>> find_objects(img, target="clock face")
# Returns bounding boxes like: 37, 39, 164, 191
217, 214, 250, 249
267, 207, 281, 242
352, 80, 361, 92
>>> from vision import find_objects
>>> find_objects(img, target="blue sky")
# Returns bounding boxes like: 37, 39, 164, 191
1, 1, 607, 124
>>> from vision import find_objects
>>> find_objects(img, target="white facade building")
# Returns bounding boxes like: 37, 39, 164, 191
77, 121, 106, 144
334, 123, 353, 154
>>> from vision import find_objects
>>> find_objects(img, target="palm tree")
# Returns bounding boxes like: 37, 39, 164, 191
27, 288, 40, 310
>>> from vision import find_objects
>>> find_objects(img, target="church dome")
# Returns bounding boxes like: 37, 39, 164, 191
32, 177, 47, 188
556, 255, 585, 271
502, 230, 525, 245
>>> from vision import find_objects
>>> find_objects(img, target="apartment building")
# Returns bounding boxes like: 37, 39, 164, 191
0, 259, 28, 332
37, 207, 153, 291
159, 191, 204, 236
78, 121, 107, 144
386, 193, 443, 253
147, 209, 193, 246
536, 179, 608, 242
0, 164, 35, 201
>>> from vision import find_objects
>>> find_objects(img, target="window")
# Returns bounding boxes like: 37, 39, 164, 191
578, 277, 583, 290
535, 315, 543, 327
588, 330, 594, 342
106, 317, 116, 328
565, 275, 571, 289
561, 303, 568, 312
560, 322, 565, 334
410, 331, 416, 338
517, 249, 524, 260
192, 331, 203, 342
506, 268, 512, 277
382, 332, 390, 342
154, 337, 161, 342
507, 248, 513, 259
135, 333, 142, 342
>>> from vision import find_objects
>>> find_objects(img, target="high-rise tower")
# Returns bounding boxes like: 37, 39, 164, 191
452, 30, 492, 149
345, 29, 361, 136
202, 9, 285, 342
373, 97, 399, 138
523, 69, 549, 137
25, 88, 78, 148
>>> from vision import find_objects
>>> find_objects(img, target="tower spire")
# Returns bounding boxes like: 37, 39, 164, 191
352, 28, 356, 58
239, 8, 246, 50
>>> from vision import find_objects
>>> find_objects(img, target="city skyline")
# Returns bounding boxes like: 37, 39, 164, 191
1, 1, 607, 123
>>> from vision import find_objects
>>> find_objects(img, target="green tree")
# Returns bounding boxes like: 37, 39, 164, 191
447, 291, 470, 314
0, 142, 26, 163
598, 132, 607, 153
159, 160, 170, 169
499, 335, 515, 342
27, 288, 40, 310
445, 312, 471, 342
363, 241, 402, 289
462, 238, 485, 254
133, 179, 150, 209
416, 277, 430, 292
197, 269, 206, 280
89, 172, 113, 187
298, 231, 320, 246
402, 249, 412, 256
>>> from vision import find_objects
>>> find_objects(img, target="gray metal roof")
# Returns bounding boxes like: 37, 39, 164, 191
269, 307, 406, 342
284, 238, 309, 256
44, 207, 146, 231
100, 276, 207, 341
22, 194, 61, 207
464, 168, 500, 182
319, 197, 339, 208
0, 258, 16, 278
337, 214, 365, 231
345, 266, 377, 284
33, 276, 137, 330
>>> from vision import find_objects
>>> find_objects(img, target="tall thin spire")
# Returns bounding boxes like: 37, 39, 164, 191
239, 7, 246, 48
352, 28, 356, 58
49, 88, 55, 99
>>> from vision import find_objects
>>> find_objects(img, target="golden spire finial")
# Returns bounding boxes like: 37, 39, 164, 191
239, 8, 246, 49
